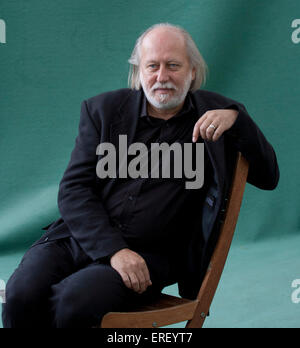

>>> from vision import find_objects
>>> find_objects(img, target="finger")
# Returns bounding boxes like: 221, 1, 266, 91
136, 270, 148, 293
192, 121, 201, 143
119, 272, 132, 290
136, 261, 152, 293
206, 124, 219, 141
137, 256, 152, 288
199, 117, 216, 140
141, 265, 152, 289
212, 124, 225, 142
128, 272, 141, 293
192, 114, 207, 142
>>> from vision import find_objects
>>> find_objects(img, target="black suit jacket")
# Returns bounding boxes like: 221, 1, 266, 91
36, 88, 279, 299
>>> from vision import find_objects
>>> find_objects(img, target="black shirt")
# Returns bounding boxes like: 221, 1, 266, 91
102, 92, 212, 256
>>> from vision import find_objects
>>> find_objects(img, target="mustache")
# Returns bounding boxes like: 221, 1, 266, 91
151, 82, 178, 92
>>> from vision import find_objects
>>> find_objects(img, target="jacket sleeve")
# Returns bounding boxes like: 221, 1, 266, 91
57, 100, 129, 261
225, 102, 280, 190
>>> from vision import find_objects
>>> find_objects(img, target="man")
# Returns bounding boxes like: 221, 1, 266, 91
2, 23, 279, 328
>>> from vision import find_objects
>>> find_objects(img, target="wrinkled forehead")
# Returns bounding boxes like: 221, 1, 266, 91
140, 28, 189, 63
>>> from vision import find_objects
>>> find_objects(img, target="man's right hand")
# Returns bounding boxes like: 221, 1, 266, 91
110, 248, 152, 294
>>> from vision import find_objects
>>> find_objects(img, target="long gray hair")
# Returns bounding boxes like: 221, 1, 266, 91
128, 23, 207, 92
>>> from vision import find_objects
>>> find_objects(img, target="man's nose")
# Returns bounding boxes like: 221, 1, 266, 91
157, 66, 169, 83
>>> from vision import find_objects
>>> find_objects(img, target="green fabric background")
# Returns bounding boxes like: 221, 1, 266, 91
0, 0, 299, 328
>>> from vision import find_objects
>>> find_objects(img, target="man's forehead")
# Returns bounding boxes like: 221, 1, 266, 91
142, 27, 185, 48
140, 27, 187, 61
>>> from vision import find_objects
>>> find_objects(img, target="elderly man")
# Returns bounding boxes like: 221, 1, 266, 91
2, 23, 279, 328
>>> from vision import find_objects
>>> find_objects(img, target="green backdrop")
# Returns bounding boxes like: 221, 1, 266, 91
0, 0, 299, 328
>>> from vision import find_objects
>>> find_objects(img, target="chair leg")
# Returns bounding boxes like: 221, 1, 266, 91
185, 312, 206, 328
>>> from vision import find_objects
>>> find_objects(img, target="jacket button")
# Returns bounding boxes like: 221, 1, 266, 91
44, 237, 49, 242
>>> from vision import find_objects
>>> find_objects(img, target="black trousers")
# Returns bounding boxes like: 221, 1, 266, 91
2, 237, 177, 328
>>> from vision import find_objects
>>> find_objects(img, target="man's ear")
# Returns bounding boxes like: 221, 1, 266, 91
191, 67, 196, 81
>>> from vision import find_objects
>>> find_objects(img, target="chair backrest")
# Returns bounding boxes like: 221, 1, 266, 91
186, 152, 249, 328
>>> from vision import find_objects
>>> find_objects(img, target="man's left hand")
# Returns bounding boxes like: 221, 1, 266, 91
192, 109, 238, 142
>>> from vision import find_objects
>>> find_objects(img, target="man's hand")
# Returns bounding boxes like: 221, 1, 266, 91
110, 248, 152, 294
192, 109, 238, 142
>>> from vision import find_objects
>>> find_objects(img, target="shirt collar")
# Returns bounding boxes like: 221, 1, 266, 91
140, 91, 195, 119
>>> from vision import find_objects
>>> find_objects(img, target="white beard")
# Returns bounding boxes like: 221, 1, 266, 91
140, 71, 193, 110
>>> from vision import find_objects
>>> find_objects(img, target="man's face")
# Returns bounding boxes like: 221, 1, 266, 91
139, 28, 195, 110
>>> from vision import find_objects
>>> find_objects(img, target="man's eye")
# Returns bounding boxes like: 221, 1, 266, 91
148, 64, 157, 69
169, 63, 179, 68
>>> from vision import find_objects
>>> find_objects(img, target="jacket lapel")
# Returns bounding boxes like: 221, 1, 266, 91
109, 89, 143, 149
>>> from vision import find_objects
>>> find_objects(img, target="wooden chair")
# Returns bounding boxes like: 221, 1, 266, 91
100, 152, 249, 328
